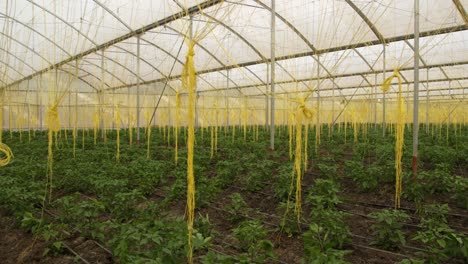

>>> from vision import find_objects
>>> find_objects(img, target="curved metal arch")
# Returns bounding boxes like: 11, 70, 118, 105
344, 0, 385, 43
92, 0, 133, 31
251, 0, 348, 97
0, 60, 26, 79
452, 0, 468, 24
202, 13, 296, 93
112, 44, 179, 92
0, 32, 107, 91
138, 36, 243, 93
74, 59, 127, 87
57, 68, 100, 91
165, 25, 266, 94
0, 12, 132, 89
26, 0, 98, 48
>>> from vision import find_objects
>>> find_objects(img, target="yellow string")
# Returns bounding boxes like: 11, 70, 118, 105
182, 40, 196, 264
115, 104, 121, 162
382, 69, 405, 209
286, 96, 314, 222
93, 110, 99, 145
175, 91, 181, 164
46, 103, 61, 201
0, 143, 13, 167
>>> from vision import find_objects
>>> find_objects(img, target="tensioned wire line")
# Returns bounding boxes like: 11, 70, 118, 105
148, 32, 186, 126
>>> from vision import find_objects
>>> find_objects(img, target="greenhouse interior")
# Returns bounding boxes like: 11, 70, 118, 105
0, 0, 467, 263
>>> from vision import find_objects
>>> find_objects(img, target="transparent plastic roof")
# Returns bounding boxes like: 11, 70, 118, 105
0, 0, 466, 103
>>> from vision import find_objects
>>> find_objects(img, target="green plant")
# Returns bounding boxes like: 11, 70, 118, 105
368, 209, 410, 250
450, 176, 467, 209
306, 179, 341, 209
301, 248, 351, 264
413, 204, 467, 263
303, 208, 350, 258
344, 160, 378, 192
274, 163, 293, 202
316, 163, 339, 179
202, 251, 237, 264
232, 220, 275, 263
226, 193, 251, 223
303, 218, 351, 263
195, 213, 214, 239
277, 202, 301, 237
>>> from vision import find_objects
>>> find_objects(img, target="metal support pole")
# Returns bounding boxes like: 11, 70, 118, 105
332, 78, 335, 131
448, 81, 451, 124
100, 50, 105, 139
412, 0, 420, 175
426, 68, 429, 132
136, 35, 141, 143
38, 76, 43, 130
266, 63, 269, 129
270, 0, 275, 150
226, 69, 230, 127
27, 80, 30, 133
382, 44, 386, 137
374, 73, 377, 126
317, 55, 320, 136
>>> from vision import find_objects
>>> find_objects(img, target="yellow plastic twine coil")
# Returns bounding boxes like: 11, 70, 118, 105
46, 104, 61, 200
286, 96, 314, 222
382, 68, 405, 209
0, 143, 13, 167
182, 40, 196, 264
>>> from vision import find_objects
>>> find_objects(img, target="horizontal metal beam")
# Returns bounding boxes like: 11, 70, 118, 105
107, 25, 468, 91
197, 61, 468, 93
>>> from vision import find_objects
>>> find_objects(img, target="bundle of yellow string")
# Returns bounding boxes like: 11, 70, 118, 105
0, 143, 13, 167
382, 68, 405, 209
115, 104, 121, 162
286, 95, 314, 222
175, 91, 181, 164
182, 39, 197, 264
46, 103, 61, 200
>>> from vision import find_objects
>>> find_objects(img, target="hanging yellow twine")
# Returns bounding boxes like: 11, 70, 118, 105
115, 104, 121, 162
46, 103, 61, 200
382, 68, 405, 209
182, 40, 196, 264
93, 110, 99, 145
175, 91, 181, 164
286, 96, 314, 222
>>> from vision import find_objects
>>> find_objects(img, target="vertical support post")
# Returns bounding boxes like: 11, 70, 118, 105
448, 81, 451, 124
266, 63, 269, 129
136, 34, 141, 144
226, 69, 230, 127
331, 78, 335, 132
100, 49, 105, 139
270, 0, 275, 150
374, 73, 377, 126
426, 68, 429, 132
412, 0, 420, 175
317, 55, 320, 138
38, 76, 43, 130
382, 44, 386, 137
27, 80, 30, 133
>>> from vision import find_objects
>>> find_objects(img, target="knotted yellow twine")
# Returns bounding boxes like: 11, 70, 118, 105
286, 96, 314, 222
182, 40, 196, 264
0, 143, 13, 167
46, 103, 61, 200
382, 68, 405, 209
